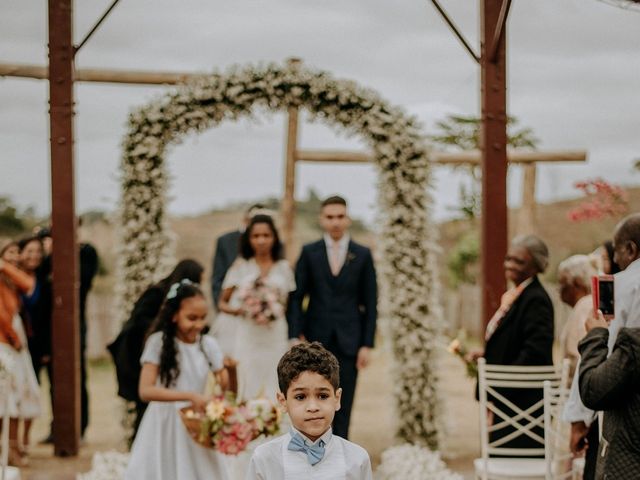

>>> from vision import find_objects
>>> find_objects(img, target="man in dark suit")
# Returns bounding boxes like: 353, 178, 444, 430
288, 195, 377, 439
210, 204, 265, 308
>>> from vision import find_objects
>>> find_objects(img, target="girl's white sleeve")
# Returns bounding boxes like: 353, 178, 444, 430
203, 335, 225, 371
140, 332, 163, 365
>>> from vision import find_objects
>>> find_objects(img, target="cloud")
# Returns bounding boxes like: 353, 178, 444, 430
1, 0, 639, 225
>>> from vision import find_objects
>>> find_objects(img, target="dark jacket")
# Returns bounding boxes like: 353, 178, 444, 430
107, 285, 165, 401
481, 276, 555, 452
287, 239, 377, 356
483, 276, 555, 367
579, 327, 640, 480
211, 230, 241, 308
23, 260, 53, 363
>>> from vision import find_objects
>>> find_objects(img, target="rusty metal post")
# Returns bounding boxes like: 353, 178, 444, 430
480, 0, 508, 333
48, 0, 80, 456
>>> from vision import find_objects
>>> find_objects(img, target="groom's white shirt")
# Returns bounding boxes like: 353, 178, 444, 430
563, 258, 640, 424
324, 233, 350, 272
246, 427, 372, 480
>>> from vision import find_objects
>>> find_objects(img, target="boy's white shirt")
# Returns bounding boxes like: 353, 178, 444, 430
246, 427, 373, 480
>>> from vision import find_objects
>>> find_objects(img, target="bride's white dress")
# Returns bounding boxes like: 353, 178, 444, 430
214, 257, 295, 479
218, 258, 295, 400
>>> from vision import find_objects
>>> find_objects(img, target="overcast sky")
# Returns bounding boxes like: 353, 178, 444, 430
1, 0, 639, 224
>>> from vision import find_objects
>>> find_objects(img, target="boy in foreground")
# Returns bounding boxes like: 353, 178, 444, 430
246, 342, 373, 479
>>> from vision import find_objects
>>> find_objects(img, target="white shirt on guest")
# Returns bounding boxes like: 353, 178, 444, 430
324, 233, 350, 272
246, 427, 372, 480
563, 258, 640, 424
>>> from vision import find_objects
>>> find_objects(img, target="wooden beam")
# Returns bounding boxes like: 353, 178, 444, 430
0, 62, 200, 85
48, 0, 80, 456
282, 107, 299, 263
518, 164, 537, 234
295, 148, 587, 165
296, 150, 371, 163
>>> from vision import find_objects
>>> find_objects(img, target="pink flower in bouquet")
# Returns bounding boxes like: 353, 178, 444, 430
215, 421, 255, 455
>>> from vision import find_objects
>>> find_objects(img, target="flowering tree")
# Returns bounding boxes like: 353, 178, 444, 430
117, 60, 444, 448
567, 178, 628, 222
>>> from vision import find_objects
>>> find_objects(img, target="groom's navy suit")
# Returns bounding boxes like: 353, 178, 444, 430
288, 238, 377, 438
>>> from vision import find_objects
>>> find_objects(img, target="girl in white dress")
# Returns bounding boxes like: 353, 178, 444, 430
124, 281, 230, 480
217, 214, 295, 402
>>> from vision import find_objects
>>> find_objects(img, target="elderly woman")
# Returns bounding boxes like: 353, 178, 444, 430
558, 255, 598, 378
477, 234, 555, 452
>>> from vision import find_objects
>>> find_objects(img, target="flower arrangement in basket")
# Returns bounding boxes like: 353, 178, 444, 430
180, 395, 281, 455
237, 278, 284, 325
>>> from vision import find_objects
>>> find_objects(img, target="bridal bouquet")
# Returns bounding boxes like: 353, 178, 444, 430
180, 395, 280, 455
237, 278, 284, 325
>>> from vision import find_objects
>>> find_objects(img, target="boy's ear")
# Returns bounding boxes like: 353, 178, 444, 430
276, 391, 288, 412
334, 387, 342, 412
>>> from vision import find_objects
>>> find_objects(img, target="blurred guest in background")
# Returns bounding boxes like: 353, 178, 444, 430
0, 240, 41, 466
558, 254, 598, 377
473, 234, 554, 452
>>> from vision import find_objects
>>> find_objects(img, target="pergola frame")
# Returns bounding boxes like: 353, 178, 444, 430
1, 0, 586, 455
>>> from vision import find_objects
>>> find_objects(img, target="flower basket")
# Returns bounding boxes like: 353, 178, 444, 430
179, 395, 280, 455
179, 407, 213, 448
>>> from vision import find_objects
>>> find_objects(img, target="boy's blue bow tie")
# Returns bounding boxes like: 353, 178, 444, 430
287, 431, 326, 466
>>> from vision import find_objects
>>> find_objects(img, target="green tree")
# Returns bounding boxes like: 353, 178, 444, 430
0, 196, 26, 236
429, 114, 539, 219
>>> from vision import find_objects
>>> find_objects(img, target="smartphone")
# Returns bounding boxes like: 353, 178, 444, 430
592, 275, 614, 318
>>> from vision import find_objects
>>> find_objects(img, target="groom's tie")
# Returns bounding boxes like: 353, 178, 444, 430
329, 242, 341, 276
288, 431, 326, 466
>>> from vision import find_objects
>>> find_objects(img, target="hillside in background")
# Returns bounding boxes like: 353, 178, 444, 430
440, 186, 640, 286
8, 186, 636, 295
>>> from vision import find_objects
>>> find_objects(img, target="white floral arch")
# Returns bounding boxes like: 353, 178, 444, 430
117, 60, 444, 448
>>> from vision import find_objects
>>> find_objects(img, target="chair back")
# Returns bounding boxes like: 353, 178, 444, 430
478, 358, 570, 473
543, 380, 573, 480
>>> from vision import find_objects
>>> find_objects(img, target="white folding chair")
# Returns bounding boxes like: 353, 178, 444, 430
544, 380, 583, 480
474, 358, 569, 480
0, 372, 21, 480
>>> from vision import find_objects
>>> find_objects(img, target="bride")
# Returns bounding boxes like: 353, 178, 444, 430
215, 214, 294, 401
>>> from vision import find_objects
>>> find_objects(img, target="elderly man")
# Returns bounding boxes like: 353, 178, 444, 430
572, 213, 640, 479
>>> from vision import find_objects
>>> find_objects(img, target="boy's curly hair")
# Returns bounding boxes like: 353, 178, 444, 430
277, 342, 340, 396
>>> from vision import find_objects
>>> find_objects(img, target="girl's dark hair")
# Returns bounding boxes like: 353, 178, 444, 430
156, 259, 204, 296
149, 282, 204, 388
240, 214, 282, 261
603, 240, 621, 274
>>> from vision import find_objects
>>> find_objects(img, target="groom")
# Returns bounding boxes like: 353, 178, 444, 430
287, 195, 377, 439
